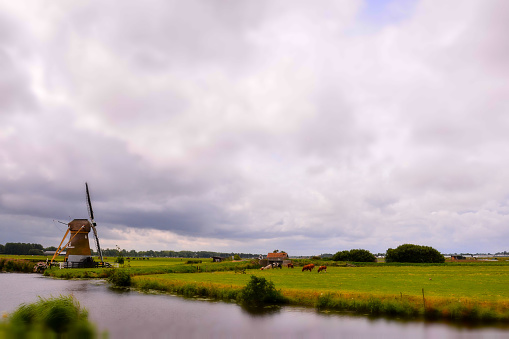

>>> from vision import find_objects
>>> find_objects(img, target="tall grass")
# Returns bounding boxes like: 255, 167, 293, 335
0, 257, 34, 273
311, 291, 509, 323
0, 295, 98, 338
132, 276, 242, 301
44, 260, 261, 279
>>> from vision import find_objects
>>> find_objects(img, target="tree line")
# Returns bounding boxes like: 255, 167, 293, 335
330, 244, 445, 263
0, 243, 262, 259
94, 248, 262, 259
0, 243, 44, 255
0, 242, 473, 263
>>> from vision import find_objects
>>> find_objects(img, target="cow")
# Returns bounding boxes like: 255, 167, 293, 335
287, 263, 294, 269
317, 266, 327, 273
302, 264, 315, 272
260, 264, 272, 270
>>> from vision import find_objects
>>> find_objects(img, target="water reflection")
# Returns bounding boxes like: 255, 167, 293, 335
107, 286, 131, 294
240, 304, 282, 317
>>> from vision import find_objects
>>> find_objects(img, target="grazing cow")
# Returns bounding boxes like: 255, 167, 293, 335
287, 263, 294, 269
317, 266, 327, 273
302, 264, 315, 272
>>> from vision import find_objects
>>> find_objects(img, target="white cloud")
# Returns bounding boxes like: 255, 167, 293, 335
1, 1, 508, 255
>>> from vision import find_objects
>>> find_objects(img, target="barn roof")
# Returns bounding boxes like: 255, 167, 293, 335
267, 252, 288, 258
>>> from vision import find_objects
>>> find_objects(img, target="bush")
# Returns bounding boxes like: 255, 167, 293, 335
240, 275, 288, 306
3, 295, 96, 337
385, 244, 445, 263
332, 249, 376, 262
107, 269, 131, 287
0, 258, 34, 273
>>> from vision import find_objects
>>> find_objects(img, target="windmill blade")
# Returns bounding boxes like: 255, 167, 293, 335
91, 224, 104, 263
86, 182, 95, 223
85, 182, 104, 263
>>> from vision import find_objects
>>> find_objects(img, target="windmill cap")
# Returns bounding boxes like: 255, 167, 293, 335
68, 219, 92, 232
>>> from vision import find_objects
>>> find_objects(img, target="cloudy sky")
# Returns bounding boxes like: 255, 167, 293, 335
1, 0, 508, 256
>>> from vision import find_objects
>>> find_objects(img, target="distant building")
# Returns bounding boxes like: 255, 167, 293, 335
43, 251, 66, 256
266, 252, 289, 267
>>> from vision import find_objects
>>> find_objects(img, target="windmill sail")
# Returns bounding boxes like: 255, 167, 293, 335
86, 182, 104, 263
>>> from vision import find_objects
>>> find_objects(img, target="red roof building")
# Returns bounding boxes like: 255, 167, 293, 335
267, 252, 288, 259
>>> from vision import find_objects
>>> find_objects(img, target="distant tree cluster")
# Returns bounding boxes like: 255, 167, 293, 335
97, 248, 262, 259
332, 249, 376, 262
386, 244, 445, 263
2, 243, 44, 255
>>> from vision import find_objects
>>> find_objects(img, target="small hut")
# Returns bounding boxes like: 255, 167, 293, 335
266, 252, 289, 268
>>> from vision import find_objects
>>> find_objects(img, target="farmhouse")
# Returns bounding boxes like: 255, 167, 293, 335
212, 256, 224, 262
266, 252, 289, 267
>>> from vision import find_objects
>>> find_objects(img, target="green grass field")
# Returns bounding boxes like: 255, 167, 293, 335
135, 265, 509, 301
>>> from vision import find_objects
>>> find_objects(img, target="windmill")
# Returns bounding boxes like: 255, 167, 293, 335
50, 183, 105, 267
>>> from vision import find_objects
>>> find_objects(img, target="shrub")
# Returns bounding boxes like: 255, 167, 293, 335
107, 269, 131, 287
3, 295, 96, 337
240, 275, 288, 306
332, 249, 376, 262
0, 258, 34, 273
385, 244, 444, 263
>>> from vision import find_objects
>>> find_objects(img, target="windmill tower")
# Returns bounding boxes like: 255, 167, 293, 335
65, 219, 93, 264
51, 183, 104, 267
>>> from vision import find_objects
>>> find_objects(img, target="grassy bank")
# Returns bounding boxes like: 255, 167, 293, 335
0, 258, 35, 273
130, 264, 509, 323
43, 260, 259, 279
133, 265, 509, 301
131, 273, 509, 323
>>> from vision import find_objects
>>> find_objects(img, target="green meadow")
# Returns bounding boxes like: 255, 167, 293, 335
129, 262, 509, 321
134, 265, 509, 301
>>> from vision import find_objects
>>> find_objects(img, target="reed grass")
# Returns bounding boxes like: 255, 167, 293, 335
132, 275, 242, 301
0, 295, 99, 338
0, 257, 35, 273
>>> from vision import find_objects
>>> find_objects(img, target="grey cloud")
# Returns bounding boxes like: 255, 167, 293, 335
1, 1, 509, 255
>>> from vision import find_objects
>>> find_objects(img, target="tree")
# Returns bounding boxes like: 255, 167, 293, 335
115, 245, 124, 265
332, 250, 350, 261
0, 244, 4, 254
240, 275, 287, 306
28, 249, 44, 255
4, 243, 44, 255
385, 244, 444, 263
332, 249, 376, 262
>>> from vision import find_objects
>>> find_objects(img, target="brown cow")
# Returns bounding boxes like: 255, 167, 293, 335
287, 263, 294, 269
317, 266, 327, 273
302, 264, 315, 272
